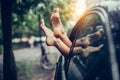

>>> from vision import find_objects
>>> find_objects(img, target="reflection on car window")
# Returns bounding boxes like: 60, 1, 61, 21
77, 13, 103, 38
73, 13, 105, 58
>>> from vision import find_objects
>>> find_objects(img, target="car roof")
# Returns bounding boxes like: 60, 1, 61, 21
92, 1, 120, 23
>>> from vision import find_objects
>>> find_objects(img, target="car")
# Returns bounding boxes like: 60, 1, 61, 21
54, 1, 120, 80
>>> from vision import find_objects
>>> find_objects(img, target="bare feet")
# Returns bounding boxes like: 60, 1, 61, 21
40, 19, 56, 46
88, 29, 104, 44
40, 19, 70, 56
50, 8, 64, 37
73, 44, 103, 58
76, 37, 91, 48
75, 29, 104, 48
50, 8, 72, 47
82, 44, 103, 57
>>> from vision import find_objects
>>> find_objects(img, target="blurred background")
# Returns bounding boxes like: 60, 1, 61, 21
1, 0, 116, 80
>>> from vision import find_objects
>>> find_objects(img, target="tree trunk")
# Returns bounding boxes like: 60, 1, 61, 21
1, 0, 17, 80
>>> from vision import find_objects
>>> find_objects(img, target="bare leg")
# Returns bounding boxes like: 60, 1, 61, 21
73, 44, 103, 58
40, 19, 70, 56
50, 8, 64, 36
82, 44, 103, 57
55, 39, 70, 56
50, 8, 104, 48
50, 8, 72, 47
40, 19, 104, 57
40, 19, 56, 46
75, 29, 104, 48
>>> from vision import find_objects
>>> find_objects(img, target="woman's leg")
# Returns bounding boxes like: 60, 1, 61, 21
40, 19, 70, 56
40, 18, 103, 57
80, 44, 103, 58
50, 8, 104, 48
40, 19, 56, 46
50, 8, 72, 47
75, 29, 104, 48
40, 16, 102, 57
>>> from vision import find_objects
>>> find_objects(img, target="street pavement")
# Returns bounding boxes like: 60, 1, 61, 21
0, 43, 61, 80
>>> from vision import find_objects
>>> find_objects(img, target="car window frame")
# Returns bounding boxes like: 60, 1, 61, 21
68, 6, 119, 80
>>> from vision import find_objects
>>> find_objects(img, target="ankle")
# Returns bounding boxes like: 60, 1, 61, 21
54, 38, 60, 46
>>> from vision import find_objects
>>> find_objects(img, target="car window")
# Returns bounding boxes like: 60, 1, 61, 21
77, 13, 103, 39
74, 13, 106, 64
70, 13, 109, 80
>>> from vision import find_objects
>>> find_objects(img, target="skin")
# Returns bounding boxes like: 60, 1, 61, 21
50, 8, 72, 47
75, 29, 104, 48
40, 8, 104, 57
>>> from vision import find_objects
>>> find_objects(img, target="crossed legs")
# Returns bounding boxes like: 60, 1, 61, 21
50, 8, 72, 47
40, 19, 70, 56
40, 8, 103, 57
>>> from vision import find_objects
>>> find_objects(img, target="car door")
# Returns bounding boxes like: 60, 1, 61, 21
67, 4, 120, 80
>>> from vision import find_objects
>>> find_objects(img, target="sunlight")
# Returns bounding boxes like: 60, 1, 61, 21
67, 0, 86, 29
75, 0, 86, 16
71, 0, 86, 21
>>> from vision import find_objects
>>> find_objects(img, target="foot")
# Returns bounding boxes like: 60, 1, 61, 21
75, 29, 104, 48
50, 8, 64, 38
88, 29, 104, 44
40, 19, 56, 46
76, 37, 91, 48
82, 44, 103, 58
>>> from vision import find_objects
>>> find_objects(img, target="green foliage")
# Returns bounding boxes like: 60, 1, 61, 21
12, 0, 73, 38
43, 0, 73, 26
12, 11, 39, 38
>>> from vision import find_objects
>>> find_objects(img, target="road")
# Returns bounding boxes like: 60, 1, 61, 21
0, 43, 61, 80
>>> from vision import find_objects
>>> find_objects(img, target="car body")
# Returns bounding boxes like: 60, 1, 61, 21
55, 1, 120, 80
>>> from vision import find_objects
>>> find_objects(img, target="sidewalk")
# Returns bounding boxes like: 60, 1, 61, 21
0, 45, 60, 80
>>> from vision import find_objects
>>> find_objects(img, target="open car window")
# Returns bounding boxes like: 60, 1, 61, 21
66, 2, 120, 80
69, 10, 120, 80
77, 13, 103, 39
67, 13, 108, 80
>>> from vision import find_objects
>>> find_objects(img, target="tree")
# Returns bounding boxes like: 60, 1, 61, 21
1, 0, 17, 80
0, 1, 3, 54
11, 0, 74, 38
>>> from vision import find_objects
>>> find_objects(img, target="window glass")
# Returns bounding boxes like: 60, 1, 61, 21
72, 13, 109, 80
77, 13, 103, 39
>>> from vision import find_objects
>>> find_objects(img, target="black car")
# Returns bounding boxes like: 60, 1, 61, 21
55, 1, 120, 80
